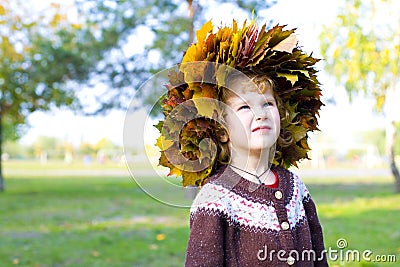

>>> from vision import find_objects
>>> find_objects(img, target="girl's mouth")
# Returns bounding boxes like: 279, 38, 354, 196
252, 126, 271, 132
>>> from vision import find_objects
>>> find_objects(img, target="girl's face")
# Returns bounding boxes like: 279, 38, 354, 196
224, 88, 281, 158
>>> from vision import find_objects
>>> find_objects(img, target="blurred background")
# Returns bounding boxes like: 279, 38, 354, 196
0, 0, 399, 266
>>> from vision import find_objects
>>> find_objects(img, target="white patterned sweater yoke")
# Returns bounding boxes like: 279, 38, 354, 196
185, 166, 328, 267
191, 169, 309, 232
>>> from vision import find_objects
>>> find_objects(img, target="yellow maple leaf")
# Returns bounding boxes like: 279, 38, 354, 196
155, 135, 173, 151
168, 166, 182, 177
196, 20, 213, 46
180, 60, 208, 85
230, 32, 241, 58
182, 171, 199, 187
182, 44, 198, 63
194, 98, 219, 118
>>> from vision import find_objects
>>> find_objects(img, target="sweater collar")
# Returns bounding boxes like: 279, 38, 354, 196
209, 165, 293, 204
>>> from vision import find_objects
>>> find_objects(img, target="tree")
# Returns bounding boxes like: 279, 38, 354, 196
74, 0, 277, 114
0, 1, 121, 191
0, 0, 276, 191
319, 0, 400, 192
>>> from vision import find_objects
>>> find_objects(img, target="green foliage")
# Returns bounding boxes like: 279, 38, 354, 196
31, 136, 78, 160
0, 1, 110, 143
33, 136, 60, 151
74, 0, 278, 112
358, 124, 400, 156
3, 141, 32, 159
319, 0, 400, 192
319, 0, 400, 111
79, 142, 97, 156
3, 136, 121, 161
94, 138, 118, 151
0, 0, 277, 189
359, 128, 386, 156
0, 0, 278, 143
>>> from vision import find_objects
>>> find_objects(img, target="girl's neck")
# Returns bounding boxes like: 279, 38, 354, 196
229, 149, 271, 175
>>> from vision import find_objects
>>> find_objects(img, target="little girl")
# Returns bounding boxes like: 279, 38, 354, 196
185, 73, 328, 266
155, 19, 328, 266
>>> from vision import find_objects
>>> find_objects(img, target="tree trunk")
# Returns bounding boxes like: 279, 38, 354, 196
386, 120, 400, 193
0, 114, 4, 192
187, 0, 195, 43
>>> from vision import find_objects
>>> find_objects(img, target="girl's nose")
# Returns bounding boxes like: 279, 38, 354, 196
253, 107, 269, 120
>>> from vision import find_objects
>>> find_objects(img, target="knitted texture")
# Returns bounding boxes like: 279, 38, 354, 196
185, 166, 328, 266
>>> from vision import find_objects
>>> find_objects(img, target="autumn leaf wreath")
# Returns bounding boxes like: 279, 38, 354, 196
155, 19, 323, 186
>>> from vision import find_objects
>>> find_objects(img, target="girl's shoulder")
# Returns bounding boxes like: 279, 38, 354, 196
190, 165, 251, 214
189, 181, 230, 215
273, 166, 298, 179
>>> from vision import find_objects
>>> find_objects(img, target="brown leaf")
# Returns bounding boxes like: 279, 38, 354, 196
276, 72, 298, 86
272, 34, 298, 53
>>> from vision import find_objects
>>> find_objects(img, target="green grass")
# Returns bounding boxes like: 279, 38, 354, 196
305, 178, 400, 267
0, 161, 399, 266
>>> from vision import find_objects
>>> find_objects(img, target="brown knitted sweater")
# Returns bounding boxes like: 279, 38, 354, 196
185, 166, 328, 267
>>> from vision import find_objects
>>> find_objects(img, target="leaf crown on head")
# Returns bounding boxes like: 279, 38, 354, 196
155, 19, 323, 186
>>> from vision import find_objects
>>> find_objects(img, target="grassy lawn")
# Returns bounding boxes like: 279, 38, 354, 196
303, 177, 400, 267
0, 160, 399, 266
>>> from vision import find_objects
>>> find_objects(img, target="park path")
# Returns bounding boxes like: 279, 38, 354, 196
295, 168, 391, 178
5, 167, 392, 179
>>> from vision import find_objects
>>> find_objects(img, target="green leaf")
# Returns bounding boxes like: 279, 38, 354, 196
281, 102, 298, 128
287, 125, 307, 142
153, 120, 164, 132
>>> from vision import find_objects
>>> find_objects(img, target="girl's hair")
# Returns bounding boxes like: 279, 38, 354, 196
212, 73, 292, 167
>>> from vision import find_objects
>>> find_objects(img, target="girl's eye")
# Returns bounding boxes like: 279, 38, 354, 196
264, 102, 274, 107
238, 105, 250, 111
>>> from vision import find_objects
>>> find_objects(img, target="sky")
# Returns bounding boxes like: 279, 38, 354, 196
19, 0, 392, 152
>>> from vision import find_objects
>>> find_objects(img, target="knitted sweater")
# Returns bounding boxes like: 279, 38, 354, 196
185, 166, 328, 267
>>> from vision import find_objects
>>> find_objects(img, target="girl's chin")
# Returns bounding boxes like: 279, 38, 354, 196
250, 140, 276, 149
248, 145, 275, 154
